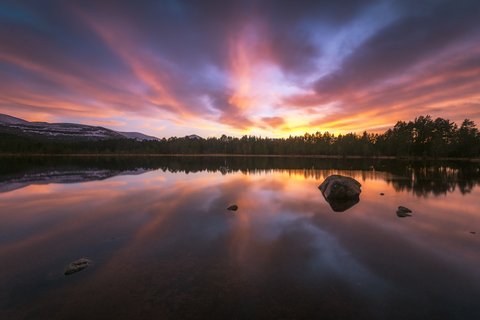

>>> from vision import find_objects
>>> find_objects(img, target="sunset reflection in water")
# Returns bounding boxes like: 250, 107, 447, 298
1, 165, 480, 319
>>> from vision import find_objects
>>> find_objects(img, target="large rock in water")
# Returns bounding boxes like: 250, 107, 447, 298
319, 175, 362, 200
319, 175, 362, 212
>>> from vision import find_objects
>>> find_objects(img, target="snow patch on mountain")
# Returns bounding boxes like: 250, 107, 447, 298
186, 134, 202, 139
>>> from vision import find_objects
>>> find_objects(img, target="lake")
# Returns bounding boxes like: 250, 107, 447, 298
1, 156, 480, 319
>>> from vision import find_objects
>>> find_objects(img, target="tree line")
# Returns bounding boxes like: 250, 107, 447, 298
1, 115, 479, 157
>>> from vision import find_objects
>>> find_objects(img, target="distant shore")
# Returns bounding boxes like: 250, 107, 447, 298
1, 153, 479, 161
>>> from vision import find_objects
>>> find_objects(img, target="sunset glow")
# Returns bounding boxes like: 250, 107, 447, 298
1, 0, 479, 138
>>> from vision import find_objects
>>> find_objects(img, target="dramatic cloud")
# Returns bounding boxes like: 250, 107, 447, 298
1, 0, 479, 137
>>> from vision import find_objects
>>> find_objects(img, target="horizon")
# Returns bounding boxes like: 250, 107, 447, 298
2, 112, 476, 141
1, 0, 479, 139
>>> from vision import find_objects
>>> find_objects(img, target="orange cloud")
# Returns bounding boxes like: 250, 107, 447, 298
141, 123, 167, 131
281, 46, 480, 134
261, 116, 286, 130
83, 120, 127, 126
0, 47, 144, 121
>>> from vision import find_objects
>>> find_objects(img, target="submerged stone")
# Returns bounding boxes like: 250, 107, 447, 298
64, 258, 91, 275
227, 205, 238, 211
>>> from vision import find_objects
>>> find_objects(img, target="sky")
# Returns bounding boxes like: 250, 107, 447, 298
1, 0, 480, 139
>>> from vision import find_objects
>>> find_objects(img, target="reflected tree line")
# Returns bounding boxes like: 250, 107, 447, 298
1, 156, 479, 196
1, 115, 479, 158
386, 165, 479, 197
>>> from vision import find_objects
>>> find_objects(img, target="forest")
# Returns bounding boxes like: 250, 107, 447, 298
1, 115, 479, 158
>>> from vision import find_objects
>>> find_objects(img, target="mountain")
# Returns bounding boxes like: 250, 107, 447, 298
0, 113, 160, 141
0, 114, 30, 125
117, 131, 161, 141
0, 114, 123, 140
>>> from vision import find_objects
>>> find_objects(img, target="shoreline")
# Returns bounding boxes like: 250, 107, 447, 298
0, 153, 479, 161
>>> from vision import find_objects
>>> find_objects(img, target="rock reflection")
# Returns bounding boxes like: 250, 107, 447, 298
324, 196, 360, 212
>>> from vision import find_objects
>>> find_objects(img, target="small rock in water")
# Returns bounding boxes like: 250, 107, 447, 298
470, 232, 476, 234
227, 205, 238, 211
396, 206, 412, 218
380, 193, 385, 196
64, 258, 91, 275
397, 206, 412, 213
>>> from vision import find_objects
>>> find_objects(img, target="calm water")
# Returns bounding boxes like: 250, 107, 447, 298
1, 156, 480, 319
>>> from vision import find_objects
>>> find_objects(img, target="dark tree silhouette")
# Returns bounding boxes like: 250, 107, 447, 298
1, 115, 479, 158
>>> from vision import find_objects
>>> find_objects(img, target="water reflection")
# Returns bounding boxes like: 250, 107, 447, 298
1, 156, 480, 197
1, 157, 480, 319
0, 156, 152, 193
386, 165, 479, 196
